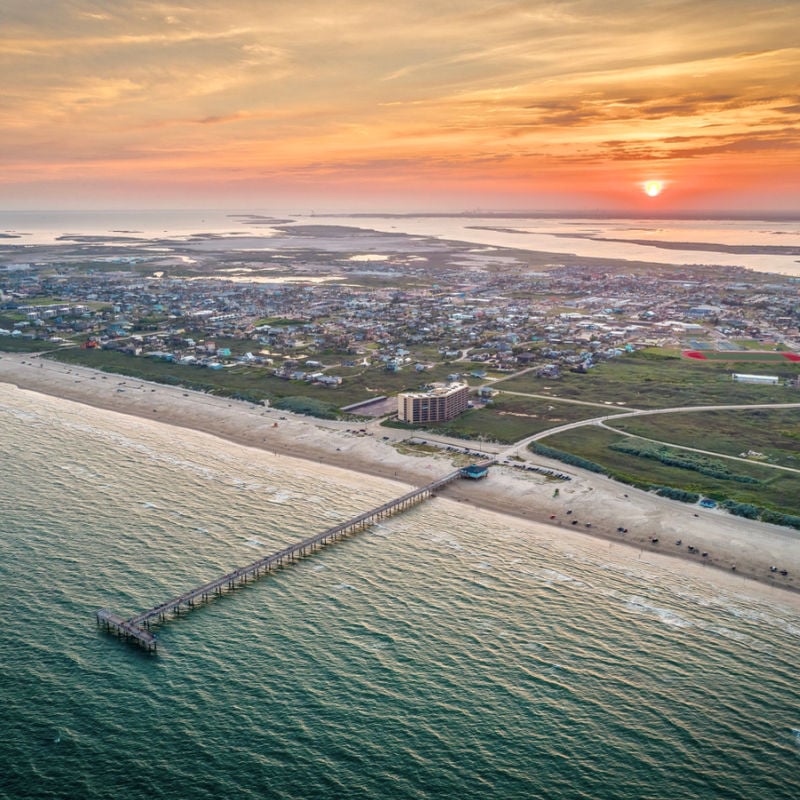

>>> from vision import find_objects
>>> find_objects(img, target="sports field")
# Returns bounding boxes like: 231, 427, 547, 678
683, 350, 800, 362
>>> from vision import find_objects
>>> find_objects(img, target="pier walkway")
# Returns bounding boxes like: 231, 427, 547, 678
97, 462, 493, 652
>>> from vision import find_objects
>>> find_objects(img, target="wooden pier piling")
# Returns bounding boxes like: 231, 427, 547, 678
96, 609, 158, 653
97, 461, 493, 652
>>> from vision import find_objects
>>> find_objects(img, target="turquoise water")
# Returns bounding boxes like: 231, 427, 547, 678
1, 384, 799, 800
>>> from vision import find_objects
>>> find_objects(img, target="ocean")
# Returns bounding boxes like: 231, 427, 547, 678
1, 383, 799, 800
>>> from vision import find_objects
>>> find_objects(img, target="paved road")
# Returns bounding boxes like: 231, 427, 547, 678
496, 388, 637, 411
596, 420, 800, 474
361, 395, 800, 476
499, 402, 800, 463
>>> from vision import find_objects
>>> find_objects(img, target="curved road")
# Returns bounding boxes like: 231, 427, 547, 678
499, 402, 800, 466
595, 420, 800, 475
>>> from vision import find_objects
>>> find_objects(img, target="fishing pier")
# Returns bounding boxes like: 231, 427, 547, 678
96, 462, 493, 652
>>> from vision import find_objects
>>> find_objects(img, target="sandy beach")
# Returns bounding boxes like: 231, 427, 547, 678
1, 351, 797, 596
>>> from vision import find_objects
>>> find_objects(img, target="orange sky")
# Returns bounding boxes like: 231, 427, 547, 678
2, 1, 799, 213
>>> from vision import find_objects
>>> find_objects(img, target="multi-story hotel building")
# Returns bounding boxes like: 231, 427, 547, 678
397, 382, 470, 424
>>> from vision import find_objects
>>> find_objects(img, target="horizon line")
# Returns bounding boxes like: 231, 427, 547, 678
1, 208, 799, 222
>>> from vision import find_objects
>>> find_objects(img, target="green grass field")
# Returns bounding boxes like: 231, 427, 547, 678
605, 408, 800, 469
383, 395, 625, 443
733, 339, 784, 350
0, 337, 65, 353
42, 348, 463, 411
535, 425, 800, 516
498, 348, 800, 409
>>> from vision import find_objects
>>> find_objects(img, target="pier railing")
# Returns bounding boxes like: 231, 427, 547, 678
96, 461, 493, 652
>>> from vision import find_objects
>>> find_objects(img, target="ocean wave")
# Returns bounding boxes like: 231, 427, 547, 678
624, 596, 694, 628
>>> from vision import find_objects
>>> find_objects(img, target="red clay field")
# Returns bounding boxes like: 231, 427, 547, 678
682, 350, 800, 363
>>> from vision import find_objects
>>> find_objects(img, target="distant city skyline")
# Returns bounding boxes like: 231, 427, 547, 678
2, 1, 799, 214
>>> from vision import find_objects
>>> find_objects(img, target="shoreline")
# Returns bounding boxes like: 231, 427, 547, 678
1, 351, 797, 597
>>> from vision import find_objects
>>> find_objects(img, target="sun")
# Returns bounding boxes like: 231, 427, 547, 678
643, 180, 664, 197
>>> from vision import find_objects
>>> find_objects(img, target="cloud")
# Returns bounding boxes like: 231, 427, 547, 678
1, 0, 799, 209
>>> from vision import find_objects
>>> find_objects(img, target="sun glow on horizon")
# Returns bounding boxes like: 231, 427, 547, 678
644, 180, 664, 197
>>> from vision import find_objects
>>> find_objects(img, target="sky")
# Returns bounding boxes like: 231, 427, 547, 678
2, 0, 799, 214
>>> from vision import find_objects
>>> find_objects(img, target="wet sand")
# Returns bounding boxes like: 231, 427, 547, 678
1, 351, 797, 595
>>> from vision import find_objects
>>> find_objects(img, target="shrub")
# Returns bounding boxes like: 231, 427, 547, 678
610, 441, 760, 484
228, 391, 265, 404
759, 510, 800, 530
530, 443, 607, 474
652, 486, 700, 503
721, 500, 760, 519
273, 396, 339, 419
